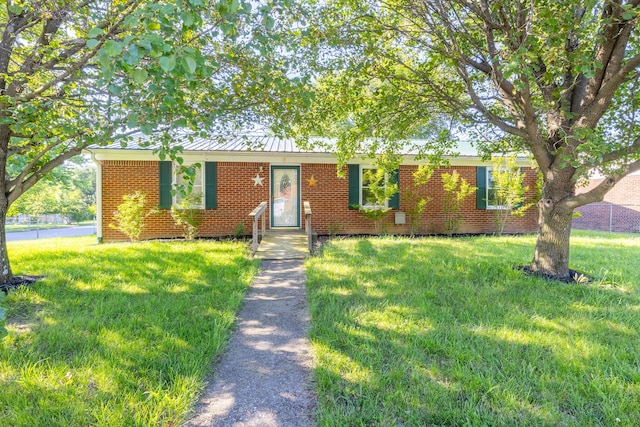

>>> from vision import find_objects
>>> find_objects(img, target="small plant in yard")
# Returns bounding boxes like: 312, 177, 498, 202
171, 192, 204, 240
326, 221, 346, 237
234, 222, 245, 238
441, 171, 476, 235
402, 165, 434, 236
357, 205, 390, 235
489, 155, 533, 236
109, 191, 158, 242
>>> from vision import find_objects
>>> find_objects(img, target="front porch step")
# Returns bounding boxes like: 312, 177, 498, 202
254, 231, 309, 260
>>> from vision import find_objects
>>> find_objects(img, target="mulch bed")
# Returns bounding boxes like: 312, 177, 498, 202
0, 275, 42, 294
516, 265, 594, 284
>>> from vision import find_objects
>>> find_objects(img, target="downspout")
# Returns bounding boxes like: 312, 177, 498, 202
90, 153, 103, 243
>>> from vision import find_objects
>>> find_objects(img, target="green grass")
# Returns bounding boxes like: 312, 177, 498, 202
306, 230, 640, 426
1, 236, 258, 426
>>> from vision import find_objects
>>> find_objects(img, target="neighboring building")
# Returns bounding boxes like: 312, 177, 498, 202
87, 134, 539, 241
573, 173, 640, 233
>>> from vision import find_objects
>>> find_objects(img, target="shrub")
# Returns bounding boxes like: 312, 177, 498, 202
490, 155, 533, 236
109, 191, 158, 242
234, 222, 245, 238
357, 206, 391, 235
171, 193, 203, 241
326, 221, 346, 237
402, 165, 434, 236
441, 171, 476, 235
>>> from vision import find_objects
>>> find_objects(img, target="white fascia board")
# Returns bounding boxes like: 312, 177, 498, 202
87, 149, 340, 164
85, 148, 531, 168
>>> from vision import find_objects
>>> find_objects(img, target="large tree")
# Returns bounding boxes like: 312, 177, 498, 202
0, 0, 303, 283
300, 0, 640, 280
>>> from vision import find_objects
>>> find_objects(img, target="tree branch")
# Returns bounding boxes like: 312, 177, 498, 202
563, 159, 640, 209
592, 136, 640, 166
16, 0, 137, 102
7, 144, 87, 205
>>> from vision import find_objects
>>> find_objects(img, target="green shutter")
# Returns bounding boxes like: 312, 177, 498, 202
348, 164, 360, 209
205, 162, 217, 209
514, 167, 525, 210
159, 161, 172, 209
388, 168, 400, 209
476, 166, 487, 210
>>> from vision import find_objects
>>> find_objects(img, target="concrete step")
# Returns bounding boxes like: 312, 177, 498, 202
255, 231, 309, 260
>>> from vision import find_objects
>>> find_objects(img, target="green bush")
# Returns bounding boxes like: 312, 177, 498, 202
441, 171, 476, 235
234, 222, 245, 238
109, 191, 158, 242
489, 155, 532, 236
171, 193, 203, 241
357, 205, 391, 235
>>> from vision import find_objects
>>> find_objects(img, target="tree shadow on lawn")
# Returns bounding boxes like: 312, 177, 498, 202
307, 238, 640, 426
2, 241, 258, 426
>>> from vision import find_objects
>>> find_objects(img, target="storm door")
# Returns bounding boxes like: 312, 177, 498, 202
271, 166, 300, 228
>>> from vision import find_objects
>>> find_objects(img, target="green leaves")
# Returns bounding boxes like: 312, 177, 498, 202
181, 11, 196, 27
159, 55, 177, 72
7, 4, 23, 15
102, 40, 123, 57
87, 27, 104, 39
130, 69, 148, 85
182, 55, 197, 74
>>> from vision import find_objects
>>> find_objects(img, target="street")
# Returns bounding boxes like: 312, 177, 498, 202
6, 225, 96, 241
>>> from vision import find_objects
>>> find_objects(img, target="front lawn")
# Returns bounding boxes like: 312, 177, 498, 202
1, 237, 258, 426
306, 231, 640, 426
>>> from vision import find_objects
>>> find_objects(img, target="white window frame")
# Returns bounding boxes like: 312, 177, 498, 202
173, 162, 205, 209
360, 166, 389, 210
486, 167, 507, 210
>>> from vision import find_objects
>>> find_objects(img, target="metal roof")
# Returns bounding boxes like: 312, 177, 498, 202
90, 132, 481, 157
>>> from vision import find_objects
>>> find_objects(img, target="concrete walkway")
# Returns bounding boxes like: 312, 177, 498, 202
185, 259, 315, 427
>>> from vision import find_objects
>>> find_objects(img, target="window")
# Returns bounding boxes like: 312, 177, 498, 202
174, 163, 204, 209
159, 161, 216, 209
486, 168, 504, 209
348, 164, 399, 210
477, 166, 519, 210
361, 167, 388, 209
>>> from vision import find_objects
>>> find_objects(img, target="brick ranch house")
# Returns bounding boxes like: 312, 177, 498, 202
87, 135, 539, 242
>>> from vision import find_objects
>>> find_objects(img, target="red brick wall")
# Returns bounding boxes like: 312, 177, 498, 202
573, 175, 640, 232
101, 160, 539, 241
300, 164, 539, 235
102, 161, 270, 241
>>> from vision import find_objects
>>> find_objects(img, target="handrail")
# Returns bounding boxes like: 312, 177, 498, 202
304, 200, 312, 253
249, 201, 268, 253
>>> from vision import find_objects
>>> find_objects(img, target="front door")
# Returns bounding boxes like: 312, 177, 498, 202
271, 166, 300, 228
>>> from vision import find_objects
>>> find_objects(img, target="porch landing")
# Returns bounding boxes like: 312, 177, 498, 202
254, 231, 309, 260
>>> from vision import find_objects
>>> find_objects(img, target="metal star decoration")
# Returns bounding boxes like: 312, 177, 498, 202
306, 175, 317, 187
252, 173, 264, 186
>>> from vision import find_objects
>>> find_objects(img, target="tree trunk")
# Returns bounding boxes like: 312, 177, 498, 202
530, 174, 577, 280
0, 205, 13, 284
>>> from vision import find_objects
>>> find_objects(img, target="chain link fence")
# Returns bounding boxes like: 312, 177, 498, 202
572, 204, 640, 233
7, 214, 70, 226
